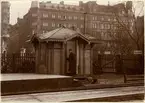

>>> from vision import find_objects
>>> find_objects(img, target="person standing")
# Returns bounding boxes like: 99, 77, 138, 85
67, 49, 76, 76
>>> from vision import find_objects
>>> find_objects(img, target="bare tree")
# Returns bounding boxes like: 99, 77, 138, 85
109, 1, 144, 54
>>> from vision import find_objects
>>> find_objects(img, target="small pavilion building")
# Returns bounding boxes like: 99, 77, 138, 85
31, 27, 99, 75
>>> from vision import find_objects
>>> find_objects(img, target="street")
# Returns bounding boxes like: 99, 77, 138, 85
2, 86, 144, 102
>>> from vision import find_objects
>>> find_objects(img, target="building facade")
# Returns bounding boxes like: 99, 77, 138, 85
1, 1, 10, 53
13, 1, 134, 53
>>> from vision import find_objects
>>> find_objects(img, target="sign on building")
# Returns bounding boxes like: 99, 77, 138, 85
133, 50, 142, 54
104, 51, 111, 55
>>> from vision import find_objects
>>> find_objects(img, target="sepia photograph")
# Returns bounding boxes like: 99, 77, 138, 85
1, 0, 144, 102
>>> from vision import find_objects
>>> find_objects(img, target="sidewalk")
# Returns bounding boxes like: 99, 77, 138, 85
76, 73, 144, 85
2, 86, 144, 102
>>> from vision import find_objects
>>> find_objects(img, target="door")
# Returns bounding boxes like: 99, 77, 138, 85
66, 40, 76, 74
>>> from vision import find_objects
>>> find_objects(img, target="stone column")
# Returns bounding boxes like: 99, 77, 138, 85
76, 40, 79, 74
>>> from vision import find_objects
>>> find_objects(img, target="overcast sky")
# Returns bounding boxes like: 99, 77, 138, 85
2, 0, 144, 25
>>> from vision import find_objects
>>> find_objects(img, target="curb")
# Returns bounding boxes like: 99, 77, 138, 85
2, 82, 144, 96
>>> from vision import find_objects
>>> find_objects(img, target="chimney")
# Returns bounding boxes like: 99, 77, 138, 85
79, 1, 83, 7
60, 1, 64, 5
31, 1, 39, 8
47, 1, 51, 3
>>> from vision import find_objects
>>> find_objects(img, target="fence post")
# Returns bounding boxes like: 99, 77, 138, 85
115, 55, 123, 74
122, 56, 127, 83
12, 53, 16, 72
98, 54, 102, 73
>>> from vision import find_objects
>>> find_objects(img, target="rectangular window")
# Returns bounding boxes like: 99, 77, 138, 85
68, 16, 72, 20
52, 14, 55, 18
114, 18, 117, 21
32, 22, 37, 26
68, 24, 72, 28
52, 22, 55, 27
63, 15, 67, 19
58, 15, 61, 19
108, 18, 111, 21
80, 24, 84, 28
92, 24, 94, 28
32, 13, 37, 17
95, 16, 97, 20
111, 24, 114, 29
108, 24, 110, 29
73, 24, 77, 27
43, 13, 48, 18
93, 24, 97, 28
101, 16, 104, 21
58, 24, 61, 27
80, 16, 84, 20
101, 24, 104, 29
63, 23, 67, 27
43, 22, 48, 26
74, 16, 77, 20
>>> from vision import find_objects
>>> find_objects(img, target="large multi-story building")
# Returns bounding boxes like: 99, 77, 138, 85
1, 1, 10, 53
11, 1, 134, 53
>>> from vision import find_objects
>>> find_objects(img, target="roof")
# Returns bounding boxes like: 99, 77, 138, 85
31, 27, 99, 44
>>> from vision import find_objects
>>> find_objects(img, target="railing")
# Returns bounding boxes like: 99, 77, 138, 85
1, 53, 35, 73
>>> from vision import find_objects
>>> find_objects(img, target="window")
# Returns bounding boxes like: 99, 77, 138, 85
63, 23, 67, 27
52, 14, 55, 18
92, 17, 95, 20
111, 24, 113, 29
32, 22, 37, 26
108, 18, 111, 21
101, 16, 104, 21
32, 13, 37, 17
104, 24, 107, 29
3, 9, 8, 13
80, 24, 84, 28
74, 16, 77, 20
68, 16, 72, 20
114, 32, 117, 37
92, 24, 94, 28
58, 15, 61, 19
80, 16, 84, 20
94, 24, 97, 28
52, 22, 55, 27
114, 18, 117, 21
99, 24, 103, 29
68, 24, 72, 28
43, 30, 46, 33
97, 23, 99, 29
73, 24, 77, 27
58, 24, 61, 27
95, 16, 97, 20
108, 24, 110, 29
63, 15, 67, 19
43, 22, 48, 26
43, 13, 48, 18
107, 42, 110, 47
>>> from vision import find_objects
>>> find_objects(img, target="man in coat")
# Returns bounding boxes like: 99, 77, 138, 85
67, 49, 76, 76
